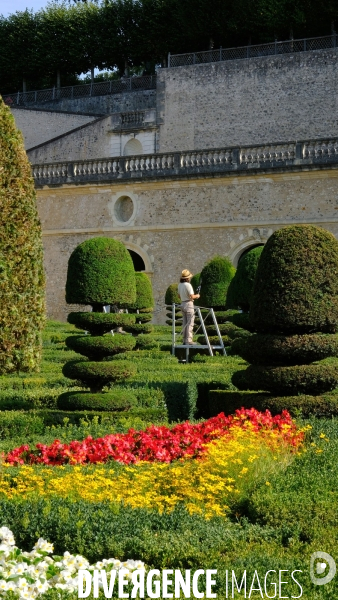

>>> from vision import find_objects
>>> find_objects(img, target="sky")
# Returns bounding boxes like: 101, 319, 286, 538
1, 0, 50, 17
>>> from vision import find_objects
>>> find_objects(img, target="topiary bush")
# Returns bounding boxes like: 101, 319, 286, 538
232, 225, 338, 398
232, 333, 338, 366
65, 334, 136, 360
250, 225, 338, 334
62, 360, 136, 393
66, 237, 136, 308
226, 246, 263, 311
198, 256, 235, 309
124, 272, 154, 336
0, 96, 45, 373
62, 237, 138, 408
165, 283, 180, 306
57, 389, 138, 411
67, 312, 136, 336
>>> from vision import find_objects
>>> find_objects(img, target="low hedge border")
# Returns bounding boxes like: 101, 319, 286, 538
57, 390, 138, 412
208, 389, 338, 418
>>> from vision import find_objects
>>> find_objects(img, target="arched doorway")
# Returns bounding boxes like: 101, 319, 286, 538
238, 243, 264, 263
128, 249, 145, 271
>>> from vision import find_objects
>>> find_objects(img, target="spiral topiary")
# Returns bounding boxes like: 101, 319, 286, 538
226, 246, 263, 311
61, 237, 137, 409
0, 96, 45, 373
232, 225, 338, 397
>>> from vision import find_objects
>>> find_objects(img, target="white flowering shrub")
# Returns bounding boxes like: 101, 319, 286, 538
0, 527, 145, 599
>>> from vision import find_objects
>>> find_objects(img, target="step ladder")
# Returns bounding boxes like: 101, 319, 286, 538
171, 303, 226, 362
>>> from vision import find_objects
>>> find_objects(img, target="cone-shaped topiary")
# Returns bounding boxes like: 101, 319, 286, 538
66, 237, 136, 308
226, 246, 263, 311
165, 283, 180, 306
0, 96, 45, 373
232, 225, 338, 396
198, 256, 235, 309
250, 226, 338, 334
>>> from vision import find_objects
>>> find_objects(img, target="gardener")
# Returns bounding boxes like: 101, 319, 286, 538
178, 269, 200, 345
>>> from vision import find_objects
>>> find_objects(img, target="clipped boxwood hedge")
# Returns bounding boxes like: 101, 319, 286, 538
123, 323, 153, 335
232, 333, 338, 366
198, 256, 235, 309
250, 225, 338, 334
65, 334, 136, 359
57, 390, 138, 411
62, 360, 136, 392
226, 246, 263, 311
165, 283, 180, 305
226, 312, 253, 331
197, 335, 231, 346
66, 237, 136, 307
134, 312, 153, 323
135, 335, 159, 350
232, 363, 338, 395
203, 310, 239, 324
208, 389, 338, 418
206, 323, 251, 340
125, 272, 154, 311
67, 312, 136, 335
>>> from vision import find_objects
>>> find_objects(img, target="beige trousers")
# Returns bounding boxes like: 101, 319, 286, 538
181, 301, 195, 344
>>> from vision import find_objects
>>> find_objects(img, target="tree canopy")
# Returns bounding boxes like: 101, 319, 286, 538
1, 0, 337, 92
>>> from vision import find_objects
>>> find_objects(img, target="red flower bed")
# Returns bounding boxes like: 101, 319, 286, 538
5, 408, 303, 466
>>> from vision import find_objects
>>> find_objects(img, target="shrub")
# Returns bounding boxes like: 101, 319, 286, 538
125, 272, 154, 311
190, 273, 200, 291
62, 360, 137, 392
197, 335, 231, 346
226, 312, 253, 331
165, 283, 180, 305
57, 390, 138, 411
67, 312, 136, 335
250, 225, 338, 334
0, 97, 45, 373
135, 335, 159, 350
134, 312, 153, 323
232, 333, 338, 366
65, 237, 136, 308
65, 334, 136, 359
208, 389, 338, 418
203, 310, 239, 324
123, 323, 153, 335
226, 246, 263, 311
232, 363, 338, 395
198, 256, 235, 309
206, 323, 251, 340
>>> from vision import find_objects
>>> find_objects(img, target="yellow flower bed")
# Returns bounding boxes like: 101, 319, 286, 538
0, 426, 296, 518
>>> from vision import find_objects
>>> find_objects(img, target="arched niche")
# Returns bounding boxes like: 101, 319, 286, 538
124, 138, 143, 156
128, 249, 145, 271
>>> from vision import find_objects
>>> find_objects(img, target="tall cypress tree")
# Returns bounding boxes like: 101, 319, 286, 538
0, 96, 45, 373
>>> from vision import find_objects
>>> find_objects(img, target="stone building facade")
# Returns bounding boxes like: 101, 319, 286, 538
10, 47, 338, 322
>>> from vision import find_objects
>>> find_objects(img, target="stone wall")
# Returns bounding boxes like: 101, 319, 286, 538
12, 108, 96, 150
23, 89, 157, 115
157, 49, 338, 152
28, 110, 158, 163
37, 167, 338, 322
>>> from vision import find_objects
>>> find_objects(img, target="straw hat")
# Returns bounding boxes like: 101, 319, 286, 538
181, 269, 193, 278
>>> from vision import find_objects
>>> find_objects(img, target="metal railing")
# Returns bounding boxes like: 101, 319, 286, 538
31, 136, 338, 187
2, 75, 157, 107
168, 34, 338, 68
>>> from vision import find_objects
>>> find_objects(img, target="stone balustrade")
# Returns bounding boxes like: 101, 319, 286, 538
32, 137, 338, 187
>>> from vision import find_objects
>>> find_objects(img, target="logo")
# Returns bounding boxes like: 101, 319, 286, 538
310, 552, 336, 586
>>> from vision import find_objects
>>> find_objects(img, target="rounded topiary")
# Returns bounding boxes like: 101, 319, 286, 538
57, 390, 138, 411
134, 312, 153, 323
125, 272, 154, 311
65, 334, 136, 359
135, 335, 159, 350
250, 225, 338, 334
226, 246, 263, 311
232, 363, 338, 395
0, 97, 45, 373
123, 322, 153, 335
67, 312, 136, 335
190, 273, 200, 292
206, 323, 251, 340
62, 360, 136, 392
65, 237, 136, 307
232, 333, 338, 366
165, 283, 180, 306
198, 256, 235, 309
